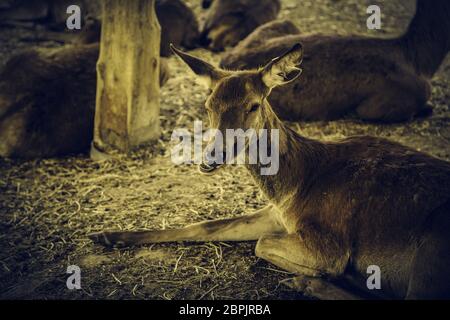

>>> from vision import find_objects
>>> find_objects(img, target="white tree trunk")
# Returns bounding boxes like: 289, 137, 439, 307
92, 0, 160, 155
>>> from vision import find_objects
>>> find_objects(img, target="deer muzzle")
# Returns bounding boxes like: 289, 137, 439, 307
199, 151, 226, 174
199, 139, 227, 174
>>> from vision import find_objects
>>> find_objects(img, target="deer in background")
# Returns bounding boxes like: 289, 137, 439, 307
223, 19, 301, 54
0, 43, 169, 159
200, 0, 280, 51
0, 0, 200, 57
201, 0, 214, 9
0, 0, 204, 158
221, 0, 450, 122
156, 0, 200, 56
90, 44, 450, 299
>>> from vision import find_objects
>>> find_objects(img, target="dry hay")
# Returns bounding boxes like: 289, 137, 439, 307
0, 152, 302, 299
0, 0, 449, 299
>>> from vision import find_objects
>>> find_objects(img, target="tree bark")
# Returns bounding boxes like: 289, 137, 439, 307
92, 0, 160, 155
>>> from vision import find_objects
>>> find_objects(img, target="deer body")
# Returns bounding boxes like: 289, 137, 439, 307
90, 44, 450, 299
226, 36, 432, 121
0, 0, 204, 158
221, 0, 450, 122
0, 0, 199, 56
250, 124, 450, 298
0, 44, 169, 158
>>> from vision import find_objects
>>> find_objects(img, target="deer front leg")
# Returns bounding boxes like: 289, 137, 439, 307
255, 233, 356, 299
255, 233, 349, 277
89, 204, 285, 247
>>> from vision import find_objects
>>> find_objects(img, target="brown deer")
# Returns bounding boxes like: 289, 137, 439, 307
0, 43, 169, 158
200, 0, 280, 51
156, 0, 200, 56
0, 0, 201, 158
90, 45, 450, 299
0, 0, 199, 56
222, 19, 301, 54
220, 0, 450, 122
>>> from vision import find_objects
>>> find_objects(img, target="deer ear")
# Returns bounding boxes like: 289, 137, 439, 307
170, 44, 227, 88
261, 43, 303, 89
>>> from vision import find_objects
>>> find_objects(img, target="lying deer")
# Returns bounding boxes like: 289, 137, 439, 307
200, 0, 280, 51
0, 43, 169, 158
0, 0, 199, 57
221, 19, 300, 54
156, 0, 200, 56
90, 44, 450, 299
0, 0, 201, 158
221, 0, 450, 122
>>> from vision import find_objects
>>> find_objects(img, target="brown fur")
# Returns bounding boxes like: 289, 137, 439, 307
221, 0, 450, 122
200, 0, 280, 51
90, 45, 450, 299
0, 0, 199, 158
0, 44, 169, 158
221, 19, 300, 55
0, 0, 200, 56
156, 0, 200, 56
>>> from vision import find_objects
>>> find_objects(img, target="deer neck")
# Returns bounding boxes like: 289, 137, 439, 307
400, 0, 450, 77
245, 101, 327, 208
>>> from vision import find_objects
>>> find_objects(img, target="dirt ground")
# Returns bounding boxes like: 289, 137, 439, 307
0, 0, 449, 299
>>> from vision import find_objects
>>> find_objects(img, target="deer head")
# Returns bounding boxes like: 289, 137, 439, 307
171, 43, 303, 174
200, 0, 281, 51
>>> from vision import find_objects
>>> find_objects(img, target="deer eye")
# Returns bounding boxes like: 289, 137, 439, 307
248, 103, 260, 113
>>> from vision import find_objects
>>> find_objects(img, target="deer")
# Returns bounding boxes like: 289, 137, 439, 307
199, 0, 281, 52
0, 43, 169, 158
0, 0, 203, 158
89, 44, 450, 300
223, 19, 301, 54
220, 0, 450, 122
156, 0, 200, 56
0, 0, 199, 57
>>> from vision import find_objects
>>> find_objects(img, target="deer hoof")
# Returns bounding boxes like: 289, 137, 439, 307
282, 275, 313, 293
